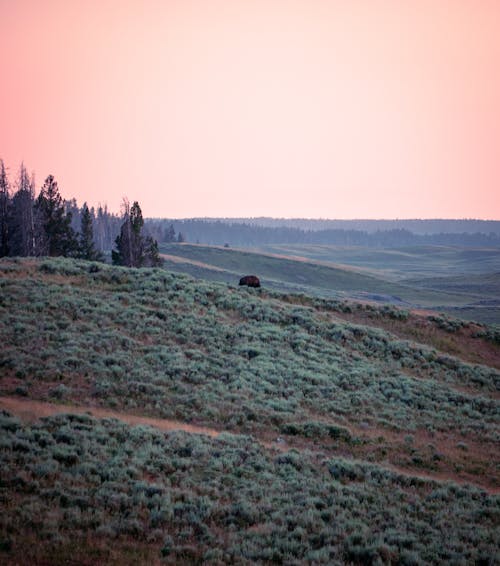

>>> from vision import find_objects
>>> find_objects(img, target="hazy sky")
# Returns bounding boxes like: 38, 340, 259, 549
1, 0, 499, 218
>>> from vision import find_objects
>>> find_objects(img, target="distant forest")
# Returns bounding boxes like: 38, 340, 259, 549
191, 217, 500, 234
146, 219, 500, 248
1, 160, 499, 257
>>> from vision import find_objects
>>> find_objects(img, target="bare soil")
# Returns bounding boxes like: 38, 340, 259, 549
0, 396, 222, 438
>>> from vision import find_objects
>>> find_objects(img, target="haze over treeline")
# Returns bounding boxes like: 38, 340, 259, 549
147, 219, 500, 248
180, 218, 500, 235
1, 160, 499, 255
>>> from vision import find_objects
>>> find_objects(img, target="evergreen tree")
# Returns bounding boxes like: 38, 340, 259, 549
94, 205, 110, 252
65, 198, 81, 233
112, 200, 161, 267
129, 201, 145, 264
35, 175, 78, 256
143, 235, 163, 267
0, 159, 10, 257
164, 223, 176, 242
79, 203, 103, 261
8, 164, 36, 256
113, 199, 138, 267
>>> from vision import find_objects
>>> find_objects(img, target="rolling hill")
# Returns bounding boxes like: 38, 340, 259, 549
257, 244, 500, 279
0, 257, 498, 564
159, 243, 500, 324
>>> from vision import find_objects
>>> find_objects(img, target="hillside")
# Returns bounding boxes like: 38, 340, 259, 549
258, 244, 500, 279
0, 257, 499, 564
159, 243, 500, 324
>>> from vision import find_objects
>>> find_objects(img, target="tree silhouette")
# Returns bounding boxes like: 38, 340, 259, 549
0, 159, 10, 257
112, 200, 162, 267
79, 203, 103, 261
8, 164, 36, 256
35, 175, 78, 256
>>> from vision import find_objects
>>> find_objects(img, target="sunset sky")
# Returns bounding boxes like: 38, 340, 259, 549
1, 0, 499, 218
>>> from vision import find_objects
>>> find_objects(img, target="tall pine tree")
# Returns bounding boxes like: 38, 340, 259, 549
0, 159, 10, 257
112, 200, 162, 267
8, 164, 36, 257
79, 203, 103, 261
143, 235, 162, 267
35, 175, 78, 256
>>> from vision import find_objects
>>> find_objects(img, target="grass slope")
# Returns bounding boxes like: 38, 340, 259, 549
160, 243, 485, 309
258, 244, 500, 280
0, 257, 499, 563
405, 272, 500, 298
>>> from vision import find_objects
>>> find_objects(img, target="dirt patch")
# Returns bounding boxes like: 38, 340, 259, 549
1, 395, 498, 494
0, 396, 222, 438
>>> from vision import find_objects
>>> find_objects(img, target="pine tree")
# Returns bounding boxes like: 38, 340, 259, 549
143, 236, 163, 267
113, 199, 135, 267
0, 159, 10, 257
8, 164, 36, 257
164, 223, 176, 242
112, 200, 161, 267
94, 205, 107, 252
35, 175, 78, 256
79, 203, 103, 261
129, 201, 145, 264
65, 198, 81, 233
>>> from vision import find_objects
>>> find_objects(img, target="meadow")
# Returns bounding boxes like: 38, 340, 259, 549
0, 257, 499, 564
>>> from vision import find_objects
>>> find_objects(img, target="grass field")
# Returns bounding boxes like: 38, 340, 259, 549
0, 257, 498, 564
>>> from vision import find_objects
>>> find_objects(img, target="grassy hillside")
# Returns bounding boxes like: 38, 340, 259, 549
405, 272, 500, 297
258, 244, 500, 279
159, 243, 469, 302
0, 257, 499, 564
160, 243, 500, 323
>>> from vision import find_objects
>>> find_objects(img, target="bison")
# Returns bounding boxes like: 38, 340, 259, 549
239, 275, 261, 288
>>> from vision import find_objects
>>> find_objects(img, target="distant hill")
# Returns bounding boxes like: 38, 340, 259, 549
182, 218, 500, 234
159, 243, 500, 324
146, 218, 500, 248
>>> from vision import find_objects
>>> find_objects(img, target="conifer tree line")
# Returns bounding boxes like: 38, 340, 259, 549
0, 159, 162, 267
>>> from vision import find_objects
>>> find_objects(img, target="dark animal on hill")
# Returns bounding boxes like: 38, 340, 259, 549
239, 275, 261, 288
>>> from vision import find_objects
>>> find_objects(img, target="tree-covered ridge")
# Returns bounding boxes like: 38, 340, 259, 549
192, 217, 500, 234
146, 218, 500, 248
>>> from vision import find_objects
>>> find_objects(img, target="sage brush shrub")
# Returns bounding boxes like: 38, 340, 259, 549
0, 413, 499, 563
1, 259, 499, 439
0, 258, 498, 456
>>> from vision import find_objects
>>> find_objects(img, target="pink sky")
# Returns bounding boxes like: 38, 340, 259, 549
1, 0, 499, 218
